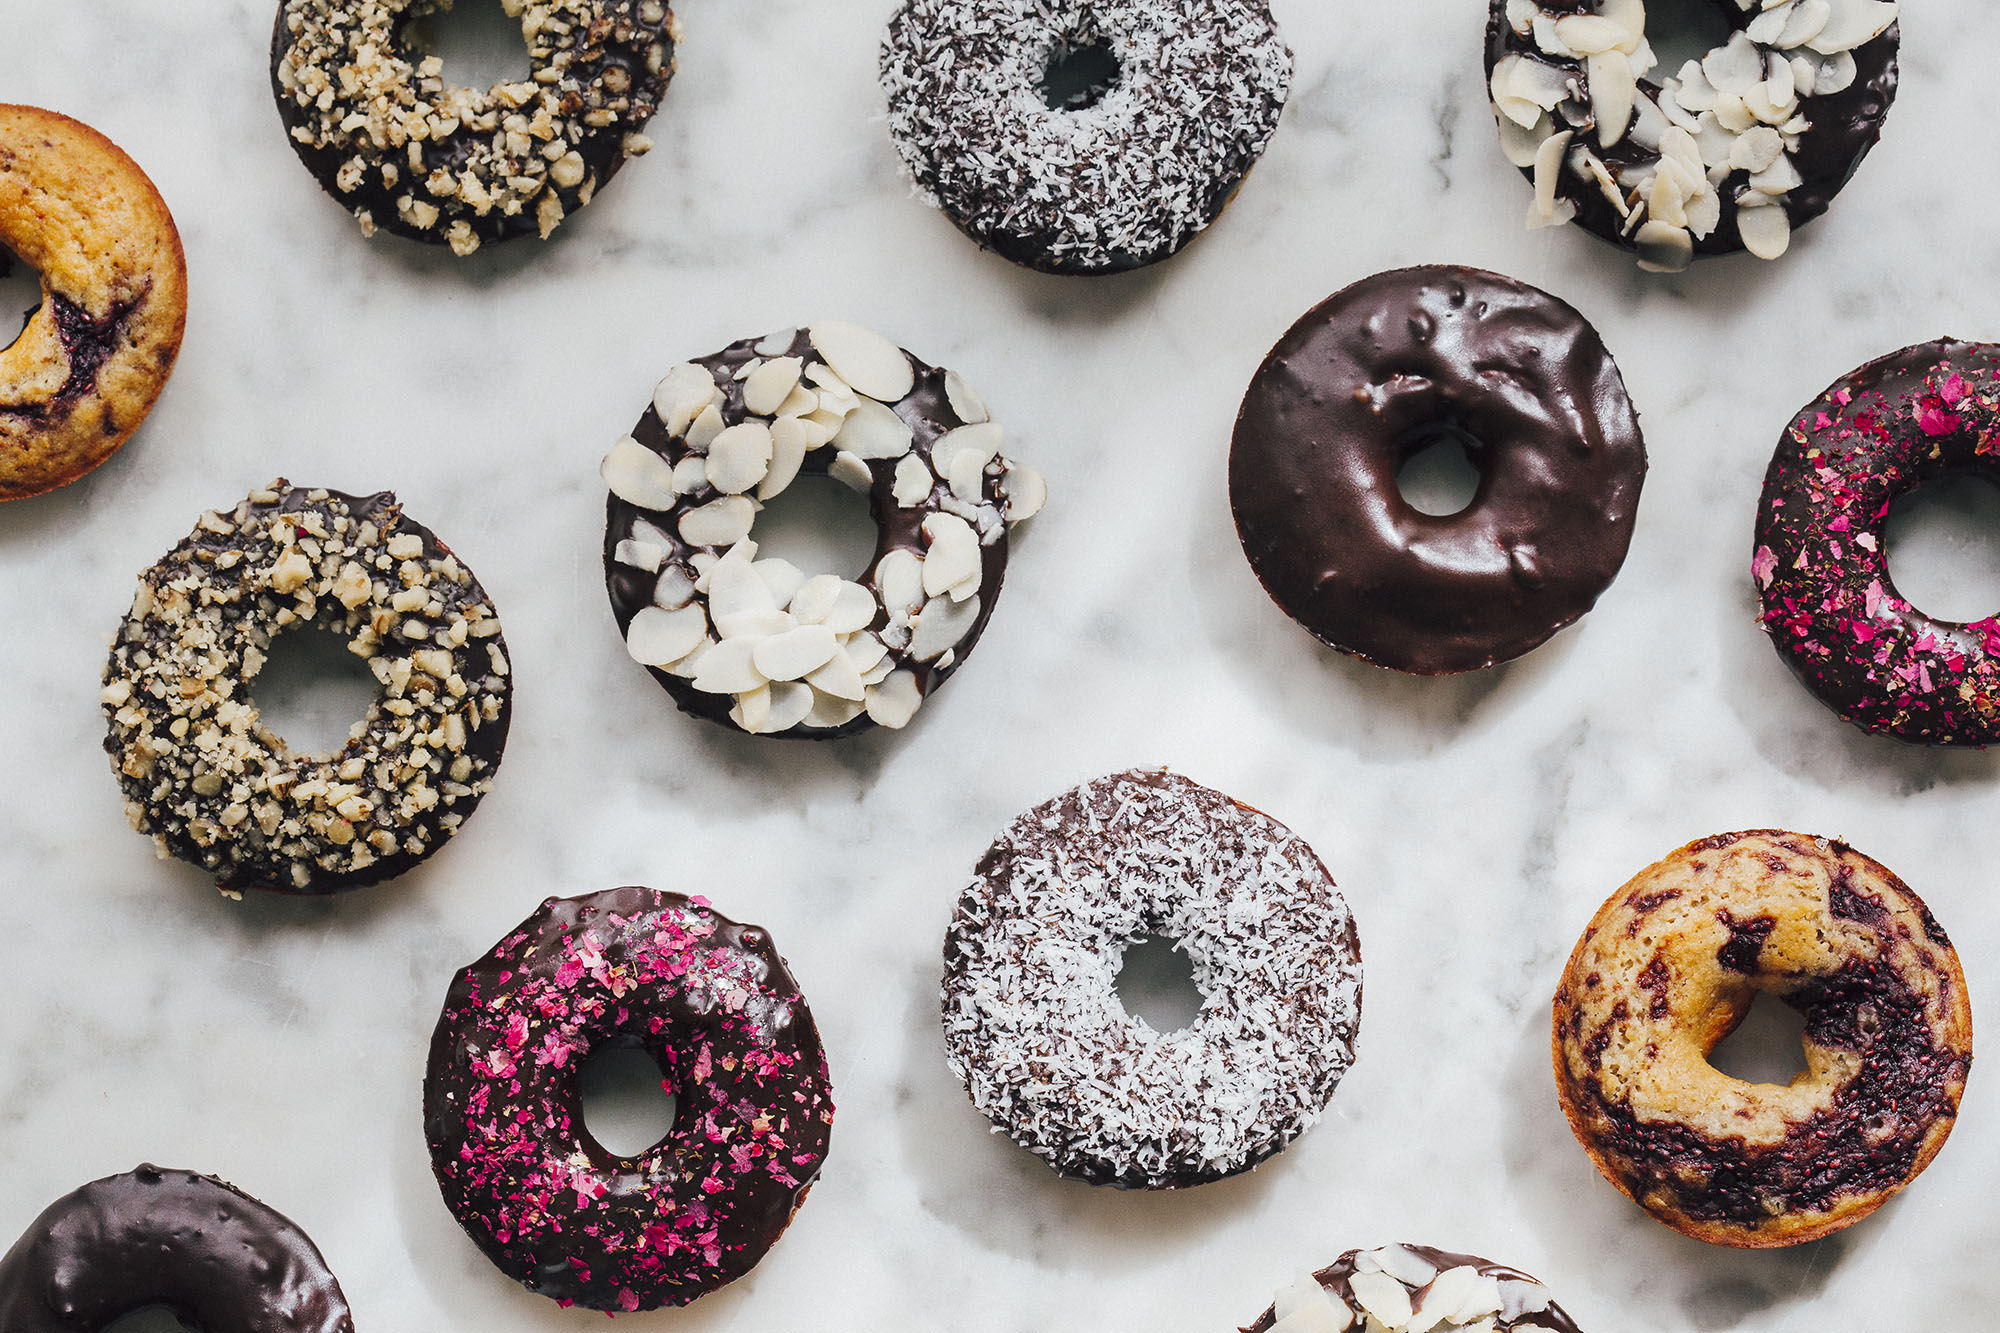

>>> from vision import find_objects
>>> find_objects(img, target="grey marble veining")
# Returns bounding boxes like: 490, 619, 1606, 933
2, 0, 1997, 1329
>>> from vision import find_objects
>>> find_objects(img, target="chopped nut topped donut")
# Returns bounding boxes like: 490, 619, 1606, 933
1240, 1244, 1583, 1333
1485, 0, 1899, 271
271, 0, 676, 254
102, 481, 512, 894
602, 323, 1045, 738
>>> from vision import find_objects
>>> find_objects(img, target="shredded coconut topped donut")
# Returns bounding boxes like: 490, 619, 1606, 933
880, 0, 1292, 273
942, 769, 1362, 1188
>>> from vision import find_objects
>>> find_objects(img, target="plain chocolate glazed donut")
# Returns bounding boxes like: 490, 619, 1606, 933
0, 1165, 354, 1332
1230, 265, 1647, 675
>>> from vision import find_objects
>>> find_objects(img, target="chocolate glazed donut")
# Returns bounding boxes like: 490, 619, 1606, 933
0, 1165, 354, 1332
1230, 266, 1646, 674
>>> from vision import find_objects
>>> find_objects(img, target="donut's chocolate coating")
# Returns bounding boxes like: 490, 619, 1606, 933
1230, 266, 1646, 674
1755, 339, 2000, 744
1239, 1244, 1582, 1333
424, 887, 835, 1311
1483, 0, 1898, 261
0, 1165, 354, 1333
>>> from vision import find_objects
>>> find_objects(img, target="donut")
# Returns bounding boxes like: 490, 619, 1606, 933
0, 105, 185, 501
1485, 0, 1899, 272
1552, 829, 1972, 1248
0, 1164, 354, 1332
1239, 1243, 1582, 1333
879, 0, 1292, 274
423, 886, 835, 1312
102, 481, 512, 895
271, 0, 676, 256
601, 322, 1045, 737
1755, 339, 2000, 745
941, 769, 1362, 1189
1229, 266, 1646, 675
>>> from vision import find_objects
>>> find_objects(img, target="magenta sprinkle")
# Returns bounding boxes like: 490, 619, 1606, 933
1753, 338, 2000, 746
423, 887, 835, 1312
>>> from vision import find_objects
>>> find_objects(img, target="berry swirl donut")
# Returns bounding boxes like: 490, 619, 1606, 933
602, 322, 1044, 737
102, 482, 512, 894
271, 0, 676, 255
424, 887, 835, 1312
0, 1165, 354, 1333
880, 0, 1292, 273
0, 105, 185, 501
1755, 339, 2000, 745
942, 769, 1362, 1189
1230, 266, 1646, 674
1486, 0, 1899, 271
1241, 1244, 1582, 1333
1553, 830, 1972, 1247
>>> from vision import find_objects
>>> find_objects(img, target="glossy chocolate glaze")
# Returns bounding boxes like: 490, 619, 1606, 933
0, 293, 133, 421
1230, 266, 1646, 674
1483, 0, 1897, 259
604, 329, 1009, 738
423, 887, 834, 1311
1756, 339, 2000, 745
1239, 1244, 1582, 1332
269, 0, 674, 248
0, 1165, 354, 1333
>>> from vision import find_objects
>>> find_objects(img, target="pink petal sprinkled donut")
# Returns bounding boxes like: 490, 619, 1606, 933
1754, 339, 2000, 745
423, 887, 834, 1312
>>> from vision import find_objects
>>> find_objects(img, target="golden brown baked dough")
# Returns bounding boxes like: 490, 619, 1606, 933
0, 105, 186, 501
1553, 829, 1972, 1247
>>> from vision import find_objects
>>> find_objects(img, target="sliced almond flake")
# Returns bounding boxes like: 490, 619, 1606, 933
808, 321, 915, 402
729, 684, 771, 732
1527, 128, 1573, 227
863, 668, 921, 728
705, 421, 775, 494
921, 513, 982, 596
1532, 13, 1577, 58
1703, 32, 1765, 94
859, 653, 897, 685
753, 624, 839, 681
602, 436, 678, 509
1497, 108, 1556, 167
1812, 49, 1857, 93
874, 549, 924, 615
1511, 1282, 1553, 1316
716, 608, 792, 640
1552, 13, 1629, 55
943, 369, 989, 425
754, 328, 798, 356
1778, 0, 1831, 45
1346, 1272, 1414, 1329
1505, 0, 1536, 33
1712, 91, 1756, 131
1452, 1274, 1505, 1322
775, 383, 818, 418
893, 453, 934, 507
689, 637, 765, 694
795, 415, 835, 451
1749, 155, 1804, 193
1729, 124, 1785, 172
679, 496, 758, 548
833, 398, 916, 460
614, 539, 664, 572
1806, 0, 1897, 54
829, 451, 873, 494
1375, 1247, 1439, 1288
753, 557, 805, 610
1490, 55, 1573, 129
1587, 49, 1636, 148
741, 356, 804, 416
732, 358, 760, 381
843, 632, 889, 675
789, 575, 845, 625
825, 581, 878, 635
1693, 112, 1736, 168
625, 606, 707, 667
664, 638, 712, 679
704, 545, 771, 617
909, 593, 980, 660
804, 648, 867, 701
1672, 62, 1718, 112
652, 565, 696, 611
1002, 465, 1046, 521
653, 363, 718, 437
1599, 0, 1646, 38
1745, 2, 1793, 43
1635, 219, 1695, 271
1628, 92, 1668, 151
948, 447, 989, 502
686, 402, 726, 453
1415, 1267, 1478, 1325
803, 688, 865, 729
930, 421, 1004, 479
671, 455, 708, 496
1738, 201, 1792, 258
760, 416, 809, 501
1685, 181, 1722, 236
762, 680, 814, 733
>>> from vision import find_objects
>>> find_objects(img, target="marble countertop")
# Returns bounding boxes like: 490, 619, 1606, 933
2, 1, 1997, 1330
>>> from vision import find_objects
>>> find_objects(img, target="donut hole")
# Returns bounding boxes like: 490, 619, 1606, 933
1041, 36, 1122, 111
749, 473, 882, 583
0, 242, 40, 352
1114, 934, 1203, 1034
1643, 0, 1736, 81
1395, 425, 1485, 517
401, 0, 529, 91
579, 1039, 679, 1158
104, 1309, 194, 1333
1708, 990, 1811, 1086
1883, 471, 2000, 624
249, 625, 380, 758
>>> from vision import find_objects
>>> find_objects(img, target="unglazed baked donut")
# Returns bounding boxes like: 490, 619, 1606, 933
0, 1165, 354, 1333
1240, 1243, 1581, 1333
1230, 266, 1646, 674
603, 322, 1044, 737
102, 482, 512, 894
271, 0, 676, 255
0, 105, 185, 501
1755, 339, 2000, 745
1485, 0, 1899, 271
941, 769, 1362, 1189
879, 0, 1292, 273
1553, 830, 1972, 1247
424, 887, 834, 1312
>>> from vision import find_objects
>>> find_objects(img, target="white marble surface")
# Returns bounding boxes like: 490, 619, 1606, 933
3, 1, 2000, 1329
